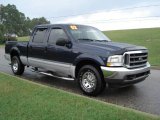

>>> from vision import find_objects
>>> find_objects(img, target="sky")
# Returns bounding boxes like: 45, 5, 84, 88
1, 0, 160, 30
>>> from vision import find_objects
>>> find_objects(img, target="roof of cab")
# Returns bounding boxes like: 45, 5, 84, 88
36, 23, 82, 27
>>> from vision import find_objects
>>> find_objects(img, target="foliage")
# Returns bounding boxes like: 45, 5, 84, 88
0, 4, 50, 43
0, 24, 5, 44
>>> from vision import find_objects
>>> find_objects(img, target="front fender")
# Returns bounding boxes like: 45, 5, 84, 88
73, 53, 105, 66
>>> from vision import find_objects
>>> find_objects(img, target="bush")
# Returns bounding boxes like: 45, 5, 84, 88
0, 40, 5, 44
0, 35, 17, 44
0, 35, 5, 44
5, 36, 17, 41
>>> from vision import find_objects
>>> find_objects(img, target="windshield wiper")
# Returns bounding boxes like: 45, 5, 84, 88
78, 38, 94, 42
78, 38, 110, 42
95, 40, 109, 42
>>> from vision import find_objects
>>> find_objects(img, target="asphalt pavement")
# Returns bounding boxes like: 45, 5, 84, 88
0, 46, 160, 115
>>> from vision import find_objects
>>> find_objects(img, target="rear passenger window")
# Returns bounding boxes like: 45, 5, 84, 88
48, 28, 68, 44
33, 28, 47, 43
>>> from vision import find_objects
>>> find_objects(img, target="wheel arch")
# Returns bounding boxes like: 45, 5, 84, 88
74, 57, 104, 79
10, 47, 20, 59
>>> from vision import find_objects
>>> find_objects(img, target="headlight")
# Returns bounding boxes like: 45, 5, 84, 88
107, 55, 123, 67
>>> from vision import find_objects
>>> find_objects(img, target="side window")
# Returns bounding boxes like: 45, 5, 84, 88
48, 28, 68, 44
33, 28, 47, 43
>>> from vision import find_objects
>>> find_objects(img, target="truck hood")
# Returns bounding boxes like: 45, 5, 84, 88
79, 41, 147, 54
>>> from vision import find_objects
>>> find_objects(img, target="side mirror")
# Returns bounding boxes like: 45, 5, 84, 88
56, 38, 72, 48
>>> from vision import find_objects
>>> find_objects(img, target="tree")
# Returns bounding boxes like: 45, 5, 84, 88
0, 4, 5, 43
1, 4, 26, 36
0, 24, 6, 43
0, 4, 50, 43
30, 17, 50, 29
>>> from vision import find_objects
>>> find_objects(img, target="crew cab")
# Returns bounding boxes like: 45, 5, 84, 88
5, 24, 150, 96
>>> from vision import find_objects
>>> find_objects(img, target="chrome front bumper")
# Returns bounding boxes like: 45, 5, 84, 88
101, 62, 150, 85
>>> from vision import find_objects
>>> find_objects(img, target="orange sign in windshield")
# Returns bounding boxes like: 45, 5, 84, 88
70, 25, 78, 30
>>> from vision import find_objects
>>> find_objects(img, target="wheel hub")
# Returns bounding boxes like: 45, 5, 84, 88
82, 71, 96, 90
12, 60, 18, 72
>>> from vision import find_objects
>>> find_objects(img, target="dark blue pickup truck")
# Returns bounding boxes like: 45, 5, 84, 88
5, 24, 150, 96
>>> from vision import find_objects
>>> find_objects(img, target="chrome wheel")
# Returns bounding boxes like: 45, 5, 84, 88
12, 59, 18, 72
78, 65, 106, 96
11, 56, 25, 75
81, 71, 97, 91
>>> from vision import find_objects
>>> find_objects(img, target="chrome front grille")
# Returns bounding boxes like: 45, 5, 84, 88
124, 50, 148, 68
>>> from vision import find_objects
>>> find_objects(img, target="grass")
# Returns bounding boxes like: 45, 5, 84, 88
0, 44, 4, 47
17, 36, 29, 41
104, 28, 160, 66
0, 72, 159, 120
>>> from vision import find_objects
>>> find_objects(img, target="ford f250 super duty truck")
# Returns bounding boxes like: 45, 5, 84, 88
5, 24, 150, 96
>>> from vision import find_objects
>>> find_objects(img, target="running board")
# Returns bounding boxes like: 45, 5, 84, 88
39, 71, 74, 81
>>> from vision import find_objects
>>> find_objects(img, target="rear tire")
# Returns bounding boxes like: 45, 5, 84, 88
77, 65, 106, 96
11, 56, 25, 75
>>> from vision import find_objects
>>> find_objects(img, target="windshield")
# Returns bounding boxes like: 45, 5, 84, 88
68, 25, 111, 42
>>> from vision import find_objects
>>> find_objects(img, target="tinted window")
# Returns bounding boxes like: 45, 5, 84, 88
33, 28, 47, 43
48, 28, 68, 44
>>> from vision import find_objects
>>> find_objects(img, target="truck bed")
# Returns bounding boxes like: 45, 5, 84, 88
5, 41, 28, 57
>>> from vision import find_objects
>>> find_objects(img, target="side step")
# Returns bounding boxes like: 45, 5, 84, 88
39, 71, 74, 81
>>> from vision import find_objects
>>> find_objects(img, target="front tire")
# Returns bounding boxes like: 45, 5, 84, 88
77, 65, 106, 96
11, 56, 25, 75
